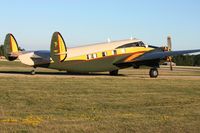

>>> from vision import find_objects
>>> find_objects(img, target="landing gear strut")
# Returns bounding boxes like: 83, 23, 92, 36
109, 70, 119, 76
31, 67, 36, 75
149, 68, 159, 78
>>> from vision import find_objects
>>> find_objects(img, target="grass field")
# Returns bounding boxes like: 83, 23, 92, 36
0, 61, 200, 133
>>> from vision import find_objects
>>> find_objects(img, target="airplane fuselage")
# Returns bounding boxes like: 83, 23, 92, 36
18, 39, 154, 73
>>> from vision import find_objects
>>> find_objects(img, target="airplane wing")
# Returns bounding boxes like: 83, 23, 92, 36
114, 49, 200, 67
134, 49, 200, 62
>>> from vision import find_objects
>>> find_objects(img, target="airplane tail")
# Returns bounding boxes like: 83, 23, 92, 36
3, 33, 19, 61
50, 32, 67, 63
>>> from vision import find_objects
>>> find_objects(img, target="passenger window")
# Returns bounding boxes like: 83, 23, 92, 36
112, 50, 117, 55
91, 54, 94, 59
87, 54, 92, 60
102, 52, 107, 57
93, 53, 97, 58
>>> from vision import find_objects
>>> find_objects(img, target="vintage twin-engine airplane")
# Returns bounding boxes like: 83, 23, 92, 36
3, 32, 200, 78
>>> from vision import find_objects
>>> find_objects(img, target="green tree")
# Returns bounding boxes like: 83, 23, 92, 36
173, 54, 200, 66
0, 45, 4, 56
194, 54, 200, 66
0, 45, 25, 56
18, 46, 25, 51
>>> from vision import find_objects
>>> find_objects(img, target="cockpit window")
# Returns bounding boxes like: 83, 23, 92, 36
117, 41, 145, 49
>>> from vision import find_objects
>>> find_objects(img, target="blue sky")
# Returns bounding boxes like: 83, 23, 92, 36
0, 0, 199, 50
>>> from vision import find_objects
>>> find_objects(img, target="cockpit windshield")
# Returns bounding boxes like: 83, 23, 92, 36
117, 41, 145, 49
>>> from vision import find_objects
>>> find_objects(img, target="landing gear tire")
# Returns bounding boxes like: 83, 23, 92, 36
149, 68, 158, 78
31, 70, 36, 75
109, 70, 119, 76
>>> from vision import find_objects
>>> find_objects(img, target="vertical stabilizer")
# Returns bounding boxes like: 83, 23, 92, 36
50, 32, 67, 63
4, 33, 19, 61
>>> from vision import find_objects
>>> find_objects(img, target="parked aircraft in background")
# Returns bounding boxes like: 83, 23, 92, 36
3, 32, 200, 78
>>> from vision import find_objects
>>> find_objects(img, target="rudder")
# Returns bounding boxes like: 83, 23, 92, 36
4, 33, 19, 61
50, 32, 67, 63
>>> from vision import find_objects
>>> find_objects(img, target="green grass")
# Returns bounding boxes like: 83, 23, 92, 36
0, 61, 200, 133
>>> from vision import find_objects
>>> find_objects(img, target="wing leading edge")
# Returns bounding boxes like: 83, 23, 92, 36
134, 49, 200, 62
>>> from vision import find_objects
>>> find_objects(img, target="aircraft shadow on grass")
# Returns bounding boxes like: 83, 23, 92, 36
0, 70, 126, 76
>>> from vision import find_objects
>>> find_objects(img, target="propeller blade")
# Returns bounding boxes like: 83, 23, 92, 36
167, 36, 172, 51
167, 36, 173, 71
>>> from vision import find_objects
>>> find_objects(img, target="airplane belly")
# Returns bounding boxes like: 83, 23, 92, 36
71, 59, 118, 72
49, 57, 120, 72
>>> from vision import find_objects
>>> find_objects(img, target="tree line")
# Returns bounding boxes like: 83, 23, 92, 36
0, 45, 4, 56
0, 44, 200, 66
173, 55, 200, 66
0, 45, 24, 56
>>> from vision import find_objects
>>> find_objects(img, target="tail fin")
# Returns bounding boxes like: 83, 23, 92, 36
4, 33, 19, 61
50, 32, 67, 63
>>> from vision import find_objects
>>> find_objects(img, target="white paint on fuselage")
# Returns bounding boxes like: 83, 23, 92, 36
67, 39, 141, 58
18, 39, 142, 67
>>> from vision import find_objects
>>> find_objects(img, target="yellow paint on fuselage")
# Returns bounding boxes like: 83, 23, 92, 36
64, 46, 153, 62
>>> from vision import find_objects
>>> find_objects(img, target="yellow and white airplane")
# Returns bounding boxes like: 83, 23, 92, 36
3, 32, 200, 78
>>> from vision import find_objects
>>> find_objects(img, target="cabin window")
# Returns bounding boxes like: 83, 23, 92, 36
121, 48, 126, 53
112, 50, 117, 55
116, 41, 145, 48
93, 53, 97, 58
87, 55, 89, 60
87, 54, 92, 60
91, 54, 94, 59
102, 52, 107, 57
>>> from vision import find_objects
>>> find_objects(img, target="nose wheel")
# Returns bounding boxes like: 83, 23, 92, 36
149, 68, 159, 78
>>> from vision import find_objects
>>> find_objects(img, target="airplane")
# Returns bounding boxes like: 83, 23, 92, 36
2, 32, 200, 78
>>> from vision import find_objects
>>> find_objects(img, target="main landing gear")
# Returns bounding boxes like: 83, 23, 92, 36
109, 70, 119, 76
149, 68, 159, 78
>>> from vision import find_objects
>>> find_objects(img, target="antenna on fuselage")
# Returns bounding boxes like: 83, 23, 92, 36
107, 38, 111, 43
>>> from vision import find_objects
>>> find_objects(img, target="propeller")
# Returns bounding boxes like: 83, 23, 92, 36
167, 36, 173, 71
